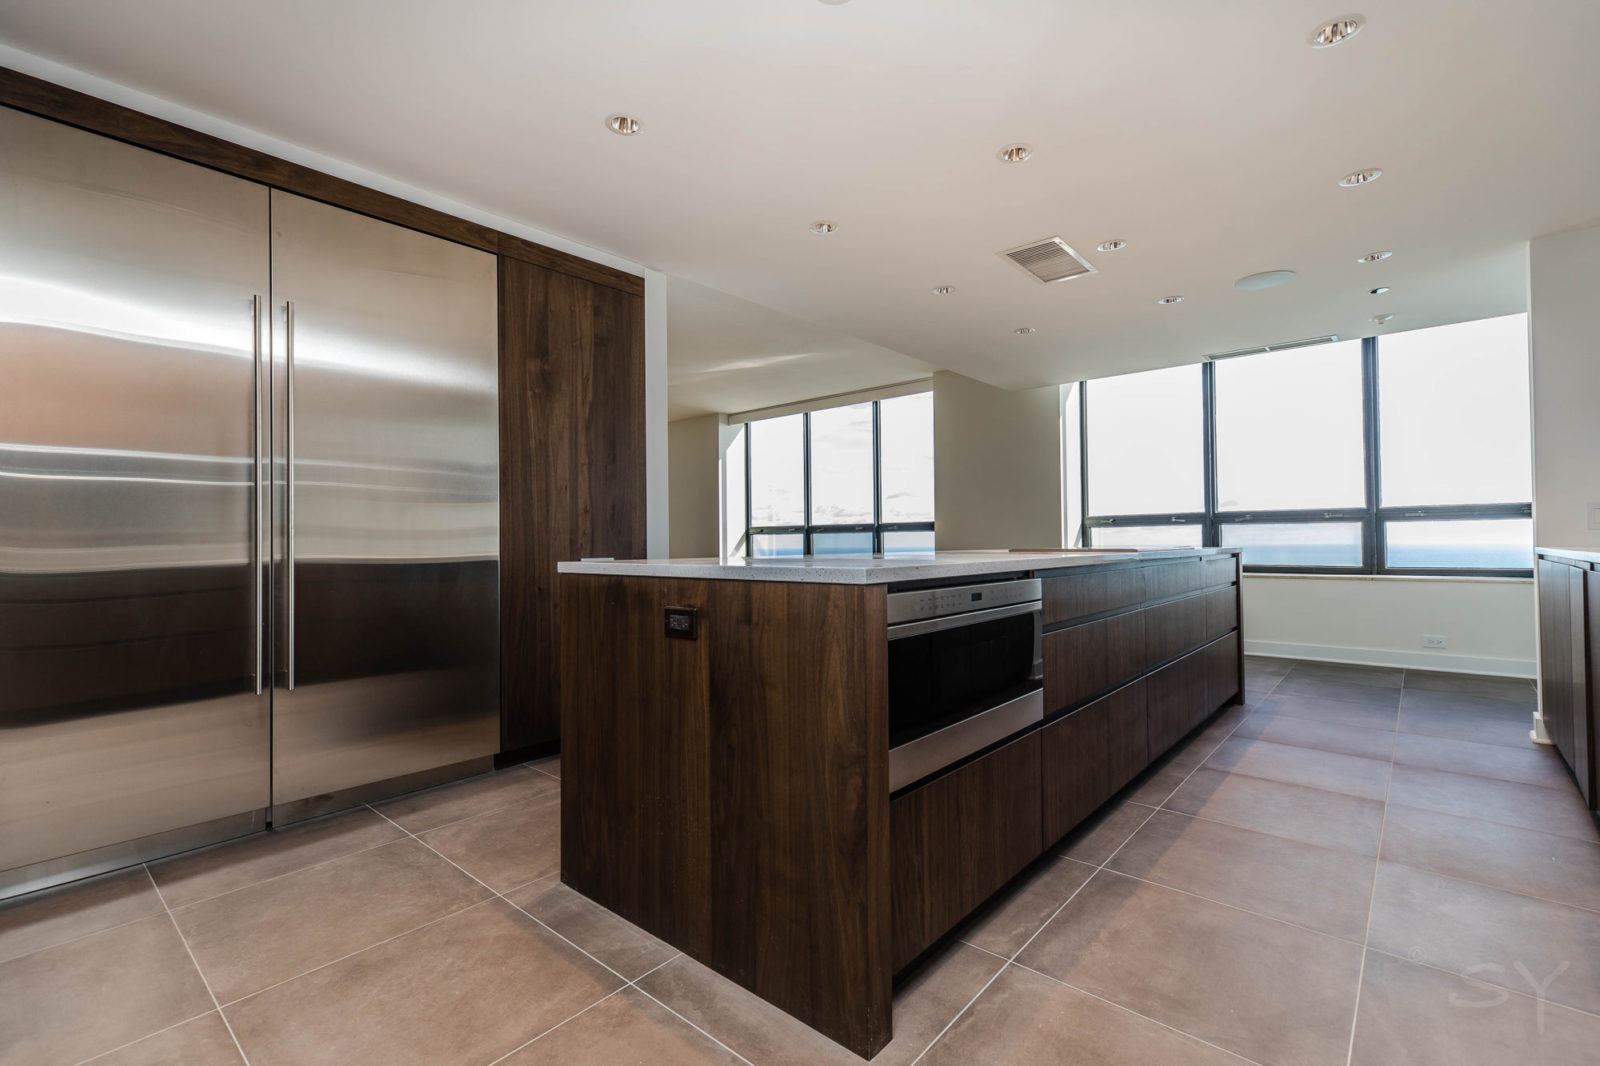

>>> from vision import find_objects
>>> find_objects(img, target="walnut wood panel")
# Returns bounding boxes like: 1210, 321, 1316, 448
1146, 645, 1211, 755
1580, 571, 1598, 809
890, 730, 1041, 972
1204, 632, 1242, 711
1538, 559, 1578, 777
1040, 680, 1148, 845
1203, 554, 1238, 589
1204, 586, 1238, 642
1042, 609, 1145, 715
501, 259, 647, 751
1040, 564, 1146, 626
1143, 592, 1208, 669
560, 573, 891, 1057
0, 67, 644, 296
1145, 558, 1205, 600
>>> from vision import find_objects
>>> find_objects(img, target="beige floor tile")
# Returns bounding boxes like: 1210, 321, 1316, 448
1122, 741, 1212, 806
528, 756, 561, 779
373, 765, 559, 833
1017, 871, 1363, 1066
1387, 765, 1599, 842
224, 900, 622, 1066
500, 987, 742, 1065
1232, 712, 1398, 761
1391, 731, 1573, 790
1398, 691, 1536, 748
923, 963, 1252, 1065
1352, 948, 1600, 1066
1107, 809, 1376, 941
961, 857, 1096, 958
0, 914, 214, 1066
1165, 767, 1387, 855
1368, 861, 1600, 1017
1253, 691, 1401, 731
1054, 800, 1157, 865
175, 838, 490, 1002
506, 878, 675, 980
1273, 674, 1404, 711
1289, 662, 1405, 690
875, 941, 1008, 1066
0, 866, 165, 964
1403, 670, 1536, 705
148, 807, 405, 909
1381, 803, 1600, 913
418, 788, 560, 891
1204, 736, 1391, 801
89, 1011, 243, 1065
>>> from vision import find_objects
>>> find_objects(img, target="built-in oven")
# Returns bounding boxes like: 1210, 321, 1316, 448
887, 577, 1043, 791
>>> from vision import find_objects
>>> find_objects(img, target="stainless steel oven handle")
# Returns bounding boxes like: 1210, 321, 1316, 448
285, 300, 296, 692
887, 599, 1041, 641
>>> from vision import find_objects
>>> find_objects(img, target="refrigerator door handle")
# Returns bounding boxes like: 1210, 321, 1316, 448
253, 294, 264, 695
285, 299, 296, 691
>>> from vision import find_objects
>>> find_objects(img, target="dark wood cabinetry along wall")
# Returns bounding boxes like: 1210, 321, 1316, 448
1536, 551, 1597, 810
0, 66, 650, 759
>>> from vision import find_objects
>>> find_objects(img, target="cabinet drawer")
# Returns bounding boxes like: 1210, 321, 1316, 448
1146, 647, 1210, 756
1145, 559, 1204, 600
1204, 586, 1238, 641
1043, 610, 1144, 715
1041, 565, 1146, 627
1041, 680, 1148, 844
1204, 632, 1241, 711
1143, 593, 1206, 668
890, 731, 1042, 971
1203, 554, 1238, 589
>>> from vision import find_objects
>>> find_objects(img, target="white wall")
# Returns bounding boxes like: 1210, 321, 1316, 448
644, 270, 670, 557
933, 371, 1063, 550
668, 414, 721, 558
1243, 575, 1536, 678
1529, 222, 1600, 550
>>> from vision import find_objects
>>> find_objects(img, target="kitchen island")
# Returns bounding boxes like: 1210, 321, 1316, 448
556, 549, 1243, 1058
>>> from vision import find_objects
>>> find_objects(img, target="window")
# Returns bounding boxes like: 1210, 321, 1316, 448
1080, 315, 1532, 575
744, 392, 934, 556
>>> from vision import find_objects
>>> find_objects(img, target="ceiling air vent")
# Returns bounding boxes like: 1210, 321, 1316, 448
1000, 236, 1097, 284
1207, 335, 1340, 361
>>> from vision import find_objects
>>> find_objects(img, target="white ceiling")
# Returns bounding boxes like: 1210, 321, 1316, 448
3, 1, 1597, 398
667, 277, 931, 420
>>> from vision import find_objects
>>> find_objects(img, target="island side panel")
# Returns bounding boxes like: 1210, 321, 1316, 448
558, 573, 892, 1059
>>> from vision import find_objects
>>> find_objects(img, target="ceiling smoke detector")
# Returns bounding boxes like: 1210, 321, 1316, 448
1359, 250, 1393, 263
606, 114, 642, 135
1371, 313, 1395, 325
932, 286, 954, 295
1340, 168, 1382, 187
1014, 327, 1036, 335
1235, 270, 1298, 291
1310, 15, 1364, 48
810, 220, 838, 235
1158, 295, 1184, 305
999, 236, 1097, 284
1097, 239, 1128, 252
999, 143, 1034, 164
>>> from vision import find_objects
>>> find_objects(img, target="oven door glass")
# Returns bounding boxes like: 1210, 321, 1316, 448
887, 610, 1039, 748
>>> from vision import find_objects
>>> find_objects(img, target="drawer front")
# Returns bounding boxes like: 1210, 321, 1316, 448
1043, 610, 1145, 715
1145, 558, 1204, 601
891, 731, 1042, 971
1146, 647, 1210, 756
1205, 632, 1241, 711
1203, 554, 1238, 589
1204, 586, 1238, 641
1143, 593, 1207, 669
1041, 679, 1148, 845
1041, 565, 1146, 627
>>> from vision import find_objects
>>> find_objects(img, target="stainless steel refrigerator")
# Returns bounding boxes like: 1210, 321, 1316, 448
0, 106, 499, 897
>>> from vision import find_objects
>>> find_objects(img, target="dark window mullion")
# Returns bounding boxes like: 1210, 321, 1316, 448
1363, 335, 1382, 573
1202, 360, 1219, 548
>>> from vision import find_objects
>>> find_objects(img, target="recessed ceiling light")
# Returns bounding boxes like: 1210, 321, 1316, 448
606, 114, 641, 135
1235, 269, 1298, 291
1158, 295, 1184, 305
1370, 286, 1390, 295
1358, 250, 1392, 263
1340, 168, 1382, 187
1014, 327, 1036, 335
1371, 313, 1395, 324
999, 144, 1034, 164
810, 220, 838, 235
816, 0, 852, 4
1097, 239, 1128, 252
932, 286, 954, 295
1310, 15, 1364, 48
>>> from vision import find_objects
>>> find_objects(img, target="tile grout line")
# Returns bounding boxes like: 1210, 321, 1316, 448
1343, 669, 1402, 1066
142, 865, 254, 1066
67, 1007, 220, 1066
1361, 943, 1600, 1024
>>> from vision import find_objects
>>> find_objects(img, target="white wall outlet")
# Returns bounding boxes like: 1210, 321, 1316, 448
1422, 634, 1449, 649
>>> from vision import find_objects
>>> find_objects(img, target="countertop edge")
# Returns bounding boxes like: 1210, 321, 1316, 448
1536, 546, 1600, 568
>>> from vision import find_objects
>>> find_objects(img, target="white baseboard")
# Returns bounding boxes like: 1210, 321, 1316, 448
1243, 639, 1535, 679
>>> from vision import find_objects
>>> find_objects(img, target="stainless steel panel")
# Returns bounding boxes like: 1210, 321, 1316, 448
0, 106, 272, 873
888, 687, 1044, 792
887, 578, 1042, 625
268, 191, 498, 811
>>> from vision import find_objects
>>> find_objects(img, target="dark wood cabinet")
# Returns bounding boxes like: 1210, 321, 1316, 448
1043, 609, 1145, 715
1146, 645, 1211, 755
500, 259, 647, 753
1143, 592, 1208, 669
1041, 680, 1148, 844
1041, 563, 1147, 625
1538, 553, 1595, 809
1204, 585, 1238, 641
1204, 632, 1242, 713
891, 730, 1041, 971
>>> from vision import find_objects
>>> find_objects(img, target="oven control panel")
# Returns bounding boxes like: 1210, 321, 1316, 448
886, 578, 1042, 625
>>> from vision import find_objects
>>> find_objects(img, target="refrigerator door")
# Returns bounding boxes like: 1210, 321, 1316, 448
268, 191, 499, 813
0, 107, 271, 888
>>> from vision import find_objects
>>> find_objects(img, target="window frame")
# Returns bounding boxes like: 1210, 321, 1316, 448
1079, 334, 1533, 578
744, 396, 935, 556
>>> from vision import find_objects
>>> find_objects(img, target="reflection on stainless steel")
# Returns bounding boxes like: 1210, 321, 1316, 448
268, 191, 498, 814
0, 106, 272, 874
